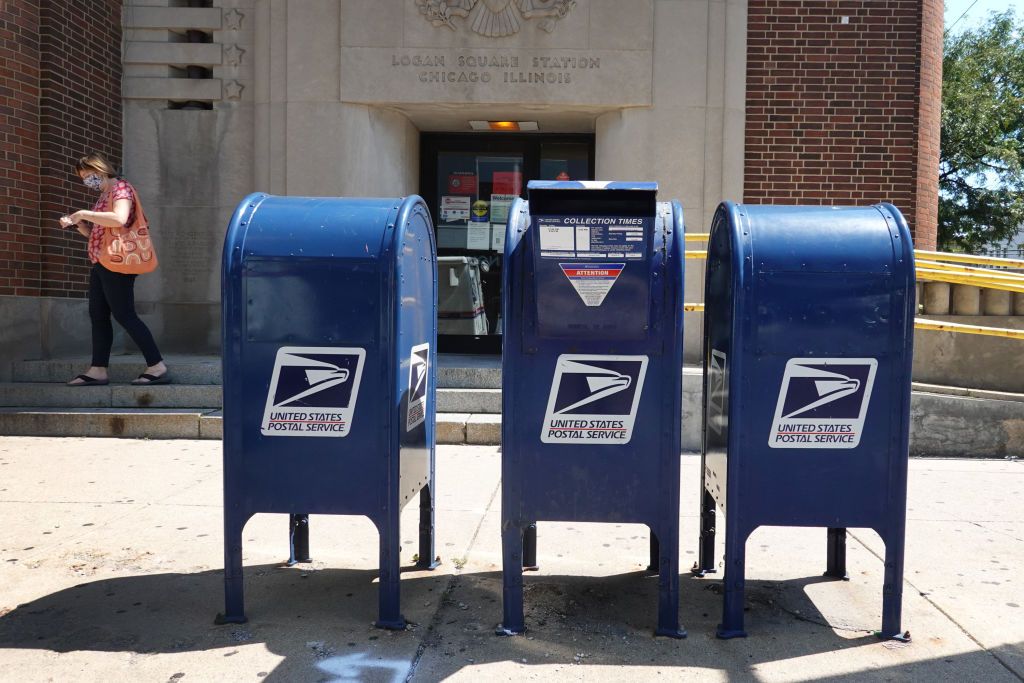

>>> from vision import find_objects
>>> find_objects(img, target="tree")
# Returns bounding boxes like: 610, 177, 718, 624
940, 11, 1024, 252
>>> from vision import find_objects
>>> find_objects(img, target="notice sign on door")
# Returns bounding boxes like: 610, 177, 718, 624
448, 171, 477, 195
769, 358, 877, 449
559, 263, 624, 306
261, 347, 366, 437
541, 354, 648, 445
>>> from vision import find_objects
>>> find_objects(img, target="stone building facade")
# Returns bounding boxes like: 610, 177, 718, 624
0, 0, 942, 371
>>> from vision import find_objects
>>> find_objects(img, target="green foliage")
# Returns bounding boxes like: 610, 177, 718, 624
940, 11, 1024, 251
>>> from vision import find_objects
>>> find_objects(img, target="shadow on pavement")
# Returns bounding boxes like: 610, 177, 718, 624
0, 564, 1019, 681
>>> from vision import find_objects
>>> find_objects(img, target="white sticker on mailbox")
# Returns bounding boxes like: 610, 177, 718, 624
541, 354, 648, 445
769, 358, 877, 449
406, 343, 429, 432
261, 346, 365, 437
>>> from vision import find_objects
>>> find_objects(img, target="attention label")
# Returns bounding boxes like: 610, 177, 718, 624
261, 347, 366, 437
406, 343, 429, 432
559, 262, 624, 306
769, 358, 877, 449
541, 354, 648, 445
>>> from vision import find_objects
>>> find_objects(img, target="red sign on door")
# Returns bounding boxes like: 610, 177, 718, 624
492, 171, 522, 196
448, 171, 477, 195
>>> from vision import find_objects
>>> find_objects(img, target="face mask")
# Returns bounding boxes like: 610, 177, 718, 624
83, 174, 103, 190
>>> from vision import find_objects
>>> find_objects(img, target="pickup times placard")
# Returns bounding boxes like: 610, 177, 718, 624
537, 215, 648, 260
541, 354, 648, 445
768, 358, 877, 449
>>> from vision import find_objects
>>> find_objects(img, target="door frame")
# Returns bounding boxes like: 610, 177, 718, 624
420, 132, 596, 355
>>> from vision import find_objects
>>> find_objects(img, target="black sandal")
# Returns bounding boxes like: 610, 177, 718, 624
67, 374, 109, 386
131, 372, 171, 386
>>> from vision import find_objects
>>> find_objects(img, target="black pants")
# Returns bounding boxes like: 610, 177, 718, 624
89, 263, 163, 368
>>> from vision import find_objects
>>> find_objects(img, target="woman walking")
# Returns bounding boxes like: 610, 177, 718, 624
60, 153, 169, 386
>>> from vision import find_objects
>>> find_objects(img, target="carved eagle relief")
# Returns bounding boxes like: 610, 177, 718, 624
416, 0, 576, 37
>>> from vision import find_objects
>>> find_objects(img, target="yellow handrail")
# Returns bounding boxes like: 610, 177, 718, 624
685, 250, 707, 259
916, 268, 1024, 294
915, 249, 1024, 269
914, 318, 1024, 340
684, 304, 1024, 340
915, 259, 1024, 276
686, 246, 1024, 272
685, 233, 710, 242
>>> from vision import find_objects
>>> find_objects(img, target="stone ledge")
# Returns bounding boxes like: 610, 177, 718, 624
123, 7, 223, 31
124, 42, 222, 66
123, 78, 223, 101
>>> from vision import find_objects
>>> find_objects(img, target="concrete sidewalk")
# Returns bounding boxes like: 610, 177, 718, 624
0, 438, 1021, 682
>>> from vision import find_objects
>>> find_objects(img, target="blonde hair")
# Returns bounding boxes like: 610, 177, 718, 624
75, 152, 118, 177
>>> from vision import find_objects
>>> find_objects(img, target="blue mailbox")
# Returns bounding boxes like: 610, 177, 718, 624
499, 181, 686, 638
219, 194, 439, 629
695, 203, 914, 640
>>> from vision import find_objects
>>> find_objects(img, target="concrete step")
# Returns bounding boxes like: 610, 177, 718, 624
437, 413, 501, 445
14, 355, 222, 385
0, 408, 493, 444
0, 383, 492, 413
12, 353, 502, 389
0, 407, 223, 440
437, 387, 500, 413
0, 382, 222, 409
437, 354, 501, 388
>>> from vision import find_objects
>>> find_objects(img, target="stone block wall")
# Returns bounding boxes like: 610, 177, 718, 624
743, 0, 942, 249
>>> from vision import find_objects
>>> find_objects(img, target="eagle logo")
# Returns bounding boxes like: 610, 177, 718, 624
416, 0, 576, 37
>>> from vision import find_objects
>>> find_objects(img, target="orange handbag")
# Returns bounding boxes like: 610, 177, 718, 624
98, 182, 159, 275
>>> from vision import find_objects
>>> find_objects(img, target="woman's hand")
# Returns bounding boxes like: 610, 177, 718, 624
59, 214, 78, 228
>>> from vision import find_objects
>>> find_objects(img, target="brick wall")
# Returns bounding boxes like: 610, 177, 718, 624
744, 0, 943, 249
0, 1, 41, 296
0, 0, 122, 299
39, 0, 123, 296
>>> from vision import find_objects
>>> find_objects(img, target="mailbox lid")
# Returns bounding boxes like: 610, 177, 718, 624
742, 204, 907, 275
241, 195, 402, 261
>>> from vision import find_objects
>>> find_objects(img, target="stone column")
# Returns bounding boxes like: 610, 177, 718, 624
922, 281, 949, 315
981, 288, 1011, 316
950, 284, 980, 316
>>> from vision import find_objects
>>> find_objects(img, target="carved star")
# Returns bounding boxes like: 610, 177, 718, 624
224, 80, 244, 100
223, 8, 244, 31
224, 43, 245, 67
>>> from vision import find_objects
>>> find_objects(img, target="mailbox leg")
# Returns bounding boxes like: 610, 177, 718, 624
878, 529, 910, 642
374, 512, 406, 630
523, 523, 539, 571
647, 530, 659, 572
216, 510, 249, 625
287, 514, 312, 566
717, 523, 750, 639
693, 489, 717, 576
416, 483, 440, 570
824, 527, 849, 580
654, 522, 686, 639
497, 523, 526, 636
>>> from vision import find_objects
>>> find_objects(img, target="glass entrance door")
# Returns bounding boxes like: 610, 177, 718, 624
421, 133, 594, 354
